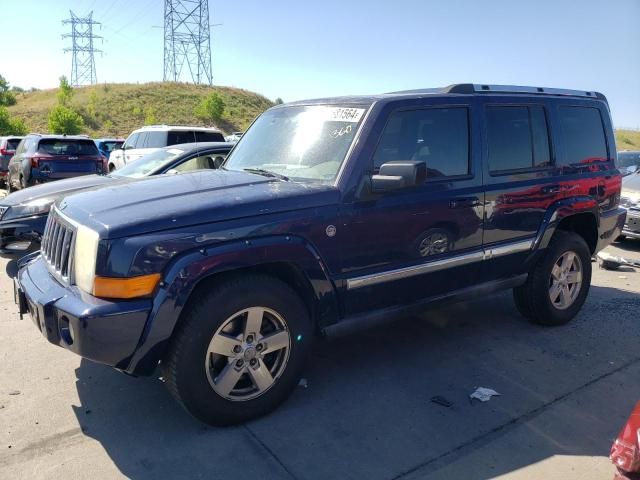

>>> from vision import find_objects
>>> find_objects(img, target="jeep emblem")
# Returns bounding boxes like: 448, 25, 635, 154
325, 225, 337, 237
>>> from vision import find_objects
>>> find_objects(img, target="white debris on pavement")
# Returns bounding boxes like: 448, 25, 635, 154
470, 387, 501, 402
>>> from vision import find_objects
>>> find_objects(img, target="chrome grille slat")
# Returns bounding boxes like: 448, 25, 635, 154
41, 208, 76, 283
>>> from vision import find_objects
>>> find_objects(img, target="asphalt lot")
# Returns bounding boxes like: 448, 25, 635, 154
1, 236, 639, 479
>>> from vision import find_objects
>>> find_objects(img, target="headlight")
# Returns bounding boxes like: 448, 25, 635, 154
1, 198, 55, 222
73, 224, 100, 294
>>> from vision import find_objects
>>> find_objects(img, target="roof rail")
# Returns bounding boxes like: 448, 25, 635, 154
446, 83, 605, 100
387, 84, 606, 101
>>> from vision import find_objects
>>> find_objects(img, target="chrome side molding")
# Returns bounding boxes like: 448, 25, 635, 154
346, 238, 534, 290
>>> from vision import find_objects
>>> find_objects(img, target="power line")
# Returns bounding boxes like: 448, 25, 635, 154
62, 10, 103, 86
163, 0, 213, 85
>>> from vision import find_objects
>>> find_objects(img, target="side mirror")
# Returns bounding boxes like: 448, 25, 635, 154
213, 156, 225, 169
371, 161, 426, 193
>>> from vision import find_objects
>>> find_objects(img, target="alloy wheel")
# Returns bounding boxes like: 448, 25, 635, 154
548, 250, 583, 310
204, 307, 291, 401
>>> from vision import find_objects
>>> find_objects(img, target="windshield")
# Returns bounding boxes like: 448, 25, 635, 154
224, 105, 368, 182
100, 141, 124, 152
618, 152, 640, 168
111, 147, 186, 178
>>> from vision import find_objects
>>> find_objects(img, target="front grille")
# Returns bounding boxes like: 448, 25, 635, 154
41, 208, 76, 281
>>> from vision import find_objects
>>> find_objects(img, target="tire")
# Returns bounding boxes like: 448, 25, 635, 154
513, 230, 592, 326
162, 274, 314, 426
108, 164, 116, 173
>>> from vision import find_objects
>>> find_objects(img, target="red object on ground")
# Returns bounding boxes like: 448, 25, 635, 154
611, 402, 640, 479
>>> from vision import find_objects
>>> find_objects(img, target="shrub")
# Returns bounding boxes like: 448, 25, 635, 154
0, 74, 17, 106
195, 92, 225, 123
0, 106, 27, 135
48, 105, 84, 134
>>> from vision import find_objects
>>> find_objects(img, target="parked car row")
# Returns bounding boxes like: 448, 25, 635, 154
5, 84, 629, 426
107, 125, 224, 171
0, 142, 231, 255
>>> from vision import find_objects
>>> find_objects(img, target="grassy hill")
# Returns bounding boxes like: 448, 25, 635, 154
616, 130, 640, 151
7, 82, 274, 137
7, 84, 639, 150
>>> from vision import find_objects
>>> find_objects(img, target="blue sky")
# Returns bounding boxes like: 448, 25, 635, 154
4, 0, 640, 127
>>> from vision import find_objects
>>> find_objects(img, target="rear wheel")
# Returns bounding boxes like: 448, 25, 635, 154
162, 274, 313, 426
513, 231, 591, 326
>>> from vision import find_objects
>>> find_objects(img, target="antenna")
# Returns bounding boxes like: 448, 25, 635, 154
62, 11, 102, 86
163, 0, 214, 85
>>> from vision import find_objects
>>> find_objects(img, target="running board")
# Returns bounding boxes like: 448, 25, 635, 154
322, 274, 528, 338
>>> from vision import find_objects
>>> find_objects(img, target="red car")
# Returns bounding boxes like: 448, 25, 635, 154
610, 402, 640, 479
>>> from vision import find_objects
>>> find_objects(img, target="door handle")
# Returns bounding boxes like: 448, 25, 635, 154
449, 197, 480, 209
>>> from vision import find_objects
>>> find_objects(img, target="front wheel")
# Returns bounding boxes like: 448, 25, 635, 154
513, 231, 592, 326
162, 274, 313, 425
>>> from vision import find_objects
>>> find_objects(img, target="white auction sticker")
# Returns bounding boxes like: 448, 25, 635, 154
325, 107, 365, 122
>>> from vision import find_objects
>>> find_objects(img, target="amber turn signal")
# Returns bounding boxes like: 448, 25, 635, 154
93, 273, 161, 299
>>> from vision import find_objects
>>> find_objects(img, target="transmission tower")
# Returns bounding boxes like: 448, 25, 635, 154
163, 0, 213, 85
62, 11, 102, 86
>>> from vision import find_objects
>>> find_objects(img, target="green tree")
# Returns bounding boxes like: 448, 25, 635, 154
56, 76, 74, 106
195, 92, 225, 123
0, 106, 27, 135
274, 97, 284, 105
0, 74, 17, 106
48, 105, 84, 134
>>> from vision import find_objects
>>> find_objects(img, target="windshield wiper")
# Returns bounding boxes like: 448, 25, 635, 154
243, 168, 289, 181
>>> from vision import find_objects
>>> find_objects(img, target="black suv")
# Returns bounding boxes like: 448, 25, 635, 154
15, 84, 626, 425
8, 134, 103, 191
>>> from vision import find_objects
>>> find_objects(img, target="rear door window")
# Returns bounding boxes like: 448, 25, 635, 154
145, 131, 167, 148
486, 105, 551, 173
195, 131, 225, 142
372, 107, 470, 179
557, 106, 608, 166
167, 130, 197, 145
37, 139, 99, 155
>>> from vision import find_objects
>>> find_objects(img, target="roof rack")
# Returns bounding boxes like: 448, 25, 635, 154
388, 84, 605, 101
447, 84, 603, 99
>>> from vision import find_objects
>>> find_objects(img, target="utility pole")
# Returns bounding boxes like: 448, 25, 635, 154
62, 11, 102, 86
163, 0, 213, 85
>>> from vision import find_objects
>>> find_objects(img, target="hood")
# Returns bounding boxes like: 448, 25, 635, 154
1, 175, 117, 207
59, 169, 340, 239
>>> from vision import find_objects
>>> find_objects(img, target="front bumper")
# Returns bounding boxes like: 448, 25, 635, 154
622, 208, 640, 239
596, 207, 627, 252
15, 256, 152, 371
0, 214, 47, 258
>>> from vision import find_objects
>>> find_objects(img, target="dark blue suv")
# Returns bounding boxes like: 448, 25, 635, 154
15, 84, 626, 425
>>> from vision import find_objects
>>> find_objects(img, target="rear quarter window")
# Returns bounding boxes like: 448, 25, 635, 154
6, 139, 21, 150
558, 106, 608, 166
38, 139, 99, 155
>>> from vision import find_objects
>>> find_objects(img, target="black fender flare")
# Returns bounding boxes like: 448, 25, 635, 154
125, 235, 338, 375
532, 196, 599, 251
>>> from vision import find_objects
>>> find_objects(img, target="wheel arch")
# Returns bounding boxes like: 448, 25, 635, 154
534, 196, 599, 254
126, 236, 339, 375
